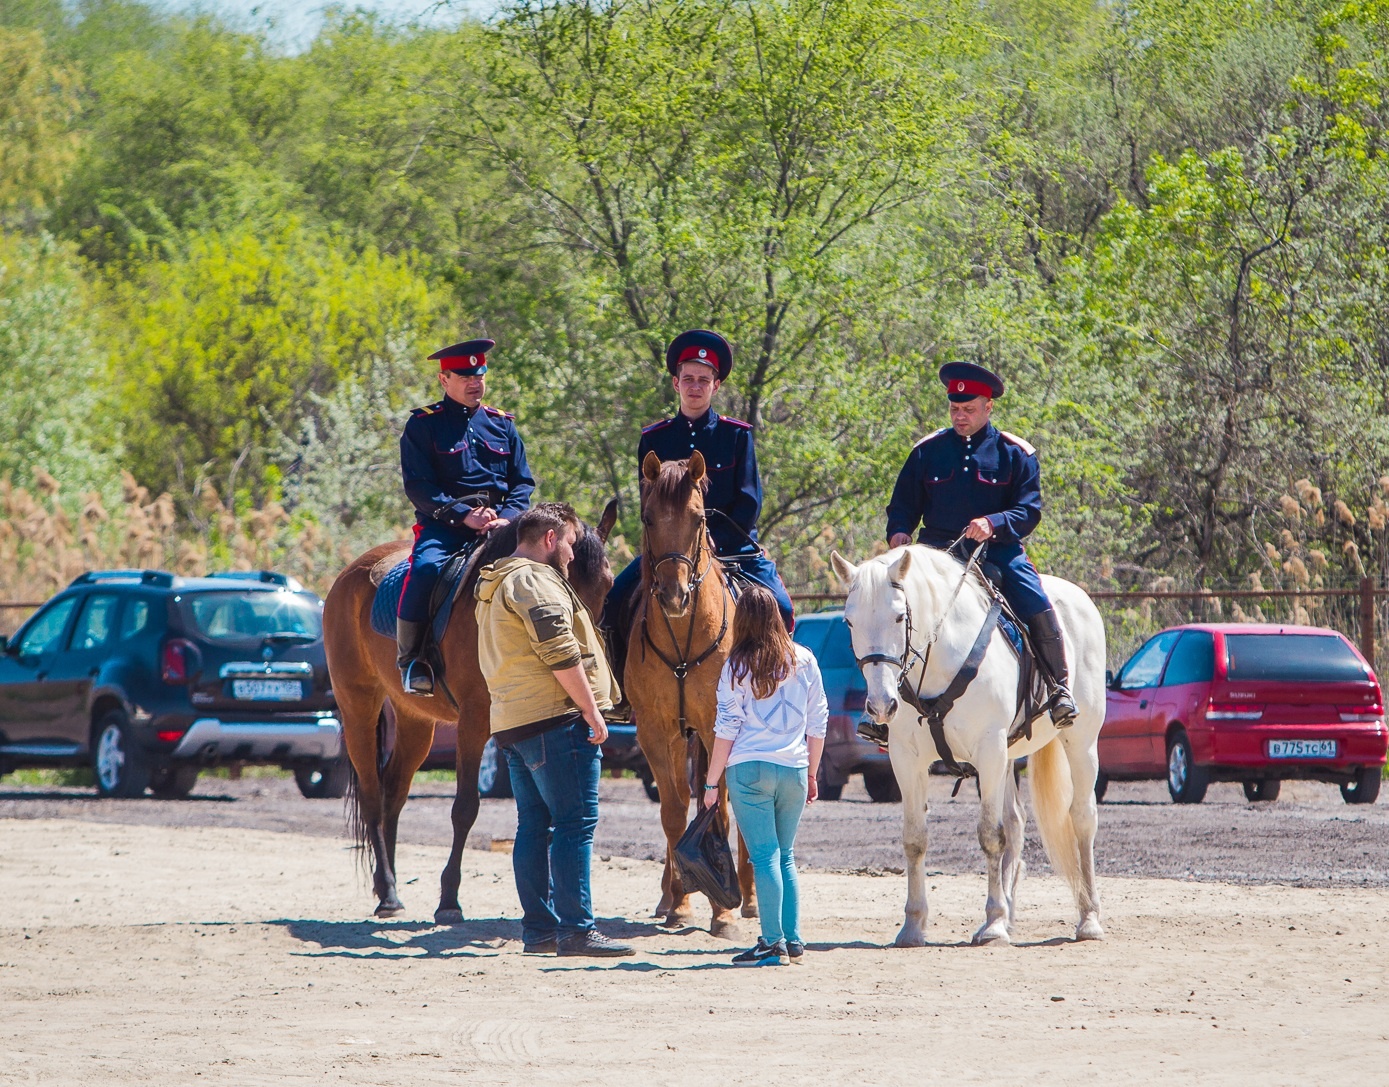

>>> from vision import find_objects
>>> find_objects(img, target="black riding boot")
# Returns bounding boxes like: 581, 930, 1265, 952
396, 618, 434, 696
1028, 608, 1077, 728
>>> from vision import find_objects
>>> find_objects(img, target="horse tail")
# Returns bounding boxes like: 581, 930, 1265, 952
1027, 738, 1082, 904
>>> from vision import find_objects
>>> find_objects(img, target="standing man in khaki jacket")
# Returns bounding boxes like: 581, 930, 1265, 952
474, 502, 634, 957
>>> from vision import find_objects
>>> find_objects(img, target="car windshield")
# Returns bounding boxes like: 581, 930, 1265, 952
1224, 634, 1367, 683
183, 592, 322, 642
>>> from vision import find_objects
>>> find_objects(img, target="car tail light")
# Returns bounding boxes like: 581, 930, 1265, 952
156, 729, 186, 743
161, 639, 200, 683
1339, 704, 1384, 723
1205, 701, 1263, 720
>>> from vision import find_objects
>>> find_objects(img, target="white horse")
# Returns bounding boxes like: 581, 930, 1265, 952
830, 545, 1106, 946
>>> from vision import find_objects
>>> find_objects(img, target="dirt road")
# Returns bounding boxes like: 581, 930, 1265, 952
3, 772, 1387, 886
3, 814, 1387, 1087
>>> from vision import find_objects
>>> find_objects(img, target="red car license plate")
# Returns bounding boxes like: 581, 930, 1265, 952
1267, 739, 1337, 759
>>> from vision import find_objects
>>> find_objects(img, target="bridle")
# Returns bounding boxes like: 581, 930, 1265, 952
852, 535, 995, 780
640, 512, 730, 736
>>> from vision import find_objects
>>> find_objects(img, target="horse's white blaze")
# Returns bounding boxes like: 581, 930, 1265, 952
839, 546, 1106, 944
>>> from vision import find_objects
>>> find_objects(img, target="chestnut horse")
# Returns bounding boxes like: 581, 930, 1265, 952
323, 502, 617, 920
630, 451, 756, 936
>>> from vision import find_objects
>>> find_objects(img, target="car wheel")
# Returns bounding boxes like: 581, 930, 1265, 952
1341, 767, 1382, 805
863, 767, 902, 804
149, 764, 200, 799
1242, 778, 1281, 802
818, 779, 843, 802
639, 770, 660, 803
1094, 770, 1109, 803
92, 709, 152, 798
478, 737, 513, 799
1166, 730, 1208, 804
295, 751, 352, 799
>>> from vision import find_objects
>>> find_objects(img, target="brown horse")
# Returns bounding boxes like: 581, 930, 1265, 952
323, 502, 617, 920
630, 450, 756, 936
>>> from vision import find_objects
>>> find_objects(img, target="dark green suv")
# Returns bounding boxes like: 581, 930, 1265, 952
0, 569, 347, 799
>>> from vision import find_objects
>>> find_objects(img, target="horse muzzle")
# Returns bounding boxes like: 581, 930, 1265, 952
865, 694, 899, 724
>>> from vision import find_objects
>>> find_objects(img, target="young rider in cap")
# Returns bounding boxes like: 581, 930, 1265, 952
877, 360, 1077, 741
396, 338, 535, 694
602, 329, 794, 715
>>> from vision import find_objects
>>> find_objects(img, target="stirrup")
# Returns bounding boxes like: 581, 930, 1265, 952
856, 717, 889, 747
602, 701, 632, 724
400, 659, 435, 696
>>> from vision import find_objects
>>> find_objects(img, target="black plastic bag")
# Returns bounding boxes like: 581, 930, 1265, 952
673, 803, 742, 912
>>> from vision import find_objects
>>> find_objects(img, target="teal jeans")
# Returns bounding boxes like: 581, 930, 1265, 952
726, 761, 808, 945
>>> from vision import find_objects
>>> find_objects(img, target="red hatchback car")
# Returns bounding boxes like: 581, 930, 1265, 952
1099, 624, 1386, 804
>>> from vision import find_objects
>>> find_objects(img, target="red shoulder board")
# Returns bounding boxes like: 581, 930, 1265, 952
482, 404, 515, 420
719, 415, 753, 430
641, 418, 674, 435
999, 430, 1036, 456
411, 401, 444, 417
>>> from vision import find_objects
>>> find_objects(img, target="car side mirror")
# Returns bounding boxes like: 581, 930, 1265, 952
1105, 669, 1116, 689
2, 637, 18, 657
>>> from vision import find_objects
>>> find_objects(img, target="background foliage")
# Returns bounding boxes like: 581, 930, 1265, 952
2, 0, 1389, 611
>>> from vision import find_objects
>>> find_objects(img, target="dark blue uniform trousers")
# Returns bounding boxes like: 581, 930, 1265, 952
397, 522, 477, 624
974, 541, 1051, 621
604, 552, 795, 633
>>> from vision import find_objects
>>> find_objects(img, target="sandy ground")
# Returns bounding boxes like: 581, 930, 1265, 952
2, 817, 1387, 1086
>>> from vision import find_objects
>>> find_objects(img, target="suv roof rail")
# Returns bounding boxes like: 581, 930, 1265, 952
69, 569, 175, 588
206, 570, 305, 592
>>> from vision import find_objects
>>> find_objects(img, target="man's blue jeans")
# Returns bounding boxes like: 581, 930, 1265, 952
501, 718, 602, 944
726, 761, 808, 945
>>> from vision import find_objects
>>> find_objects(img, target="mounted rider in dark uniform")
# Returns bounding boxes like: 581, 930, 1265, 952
396, 338, 535, 694
602, 330, 794, 715
876, 361, 1077, 741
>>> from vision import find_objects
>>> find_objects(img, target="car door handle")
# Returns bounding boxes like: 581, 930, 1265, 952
1139, 699, 1148, 709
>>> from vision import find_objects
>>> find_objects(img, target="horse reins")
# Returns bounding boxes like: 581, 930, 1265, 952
641, 524, 730, 737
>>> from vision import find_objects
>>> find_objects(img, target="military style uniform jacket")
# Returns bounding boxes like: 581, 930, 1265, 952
400, 397, 535, 531
885, 423, 1041, 547
639, 407, 761, 557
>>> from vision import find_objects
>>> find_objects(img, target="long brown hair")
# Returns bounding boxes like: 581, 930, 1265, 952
727, 585, 796, 700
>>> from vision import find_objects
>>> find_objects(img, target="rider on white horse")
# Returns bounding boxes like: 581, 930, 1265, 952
877, 361, 1078, 743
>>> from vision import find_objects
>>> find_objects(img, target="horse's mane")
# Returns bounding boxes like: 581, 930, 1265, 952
570, 524, 607, 586
642, 458, 709, 511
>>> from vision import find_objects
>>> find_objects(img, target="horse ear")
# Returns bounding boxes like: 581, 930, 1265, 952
597, 498, 618, 543
889, 549, 912, 582
642, 450, 662, 482
688, 450, 706, 484
830, 551, 858, 587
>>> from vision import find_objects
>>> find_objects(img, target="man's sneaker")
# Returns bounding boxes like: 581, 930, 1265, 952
786, 940, 805, 964
522, 935, 557, 954
556, 930, 635, 957
732, 938, 788, 966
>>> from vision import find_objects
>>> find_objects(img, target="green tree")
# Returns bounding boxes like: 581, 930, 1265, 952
109, 221, 438, 504
0, 27, 82, 225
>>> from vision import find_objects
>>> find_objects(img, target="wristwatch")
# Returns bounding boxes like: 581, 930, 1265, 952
703, 784, 718, 791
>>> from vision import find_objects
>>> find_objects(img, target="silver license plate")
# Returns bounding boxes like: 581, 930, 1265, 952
1268, 739, 1337, 759
231, 679, 304, 701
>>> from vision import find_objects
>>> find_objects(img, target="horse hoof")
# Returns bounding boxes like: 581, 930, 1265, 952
375, 901, 405, 918
739, 903, 759, 919
709, 918, 742, 941
434, 908, 465, 925
972, 927, 1011, 947
894, 927, 926, 948
1076, 917, 1105, 942
659, 912, 693, 930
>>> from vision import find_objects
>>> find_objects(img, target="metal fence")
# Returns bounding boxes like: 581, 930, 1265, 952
791, 578, 1389, 678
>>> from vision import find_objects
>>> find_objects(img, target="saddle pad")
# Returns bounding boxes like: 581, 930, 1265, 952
370, 560, 411, 638
370, 552, 472, 644
997, 610, 1025, 658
